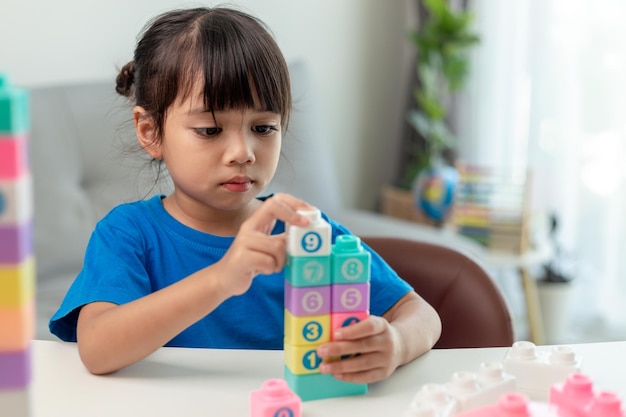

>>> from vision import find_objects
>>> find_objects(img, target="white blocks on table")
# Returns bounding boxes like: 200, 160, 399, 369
403, 362, 516, 417
503, 341, 582, 401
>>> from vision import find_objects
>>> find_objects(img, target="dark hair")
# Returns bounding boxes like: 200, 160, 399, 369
115, 7, 291, 142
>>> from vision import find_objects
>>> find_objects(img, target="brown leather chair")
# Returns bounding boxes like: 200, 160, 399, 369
362, 236, 514, 349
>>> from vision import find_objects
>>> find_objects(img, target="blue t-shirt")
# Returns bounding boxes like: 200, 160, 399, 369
49, 195, 411, 349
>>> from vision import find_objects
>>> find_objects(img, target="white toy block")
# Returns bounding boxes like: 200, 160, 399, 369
0, 174, 33, 225
286, 208, 331, 257
403, 383, 457, 417
445, 361, 516, 413
503, 341, 582, 401
0, 389, 32, 417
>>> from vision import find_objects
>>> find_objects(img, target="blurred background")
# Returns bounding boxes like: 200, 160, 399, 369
2, 0, 625, 343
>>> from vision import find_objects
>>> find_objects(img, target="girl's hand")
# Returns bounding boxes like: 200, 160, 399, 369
215, 193, 312, 296
316, 315, 405, 384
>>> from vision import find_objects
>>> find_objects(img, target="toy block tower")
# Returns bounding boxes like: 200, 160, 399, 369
283, 208, 370, 401
0, 74, 34, 416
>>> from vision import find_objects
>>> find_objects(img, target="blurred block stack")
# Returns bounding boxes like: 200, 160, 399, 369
0, 74, 34, 417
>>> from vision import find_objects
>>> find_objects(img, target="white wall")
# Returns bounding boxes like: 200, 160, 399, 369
0, 0, 409, 211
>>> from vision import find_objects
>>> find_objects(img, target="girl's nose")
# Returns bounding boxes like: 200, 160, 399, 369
224, 132, 255, 165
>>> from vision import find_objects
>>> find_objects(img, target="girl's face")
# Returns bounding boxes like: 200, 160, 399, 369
136, 83, 282, 225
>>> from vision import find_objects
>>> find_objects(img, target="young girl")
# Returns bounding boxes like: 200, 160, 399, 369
49, 6, 441, 382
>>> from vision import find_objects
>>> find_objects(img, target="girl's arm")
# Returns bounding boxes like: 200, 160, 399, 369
316, 291, 442, 383
77, 193, 311, 375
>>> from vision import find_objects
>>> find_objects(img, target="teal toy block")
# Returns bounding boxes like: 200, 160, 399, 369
284, 365, 367, 402
285, 255, 331, 287
331, 235, 371, 284
0, 75, 29, 135
0, 175, 33, 226
0, 134, 28, 180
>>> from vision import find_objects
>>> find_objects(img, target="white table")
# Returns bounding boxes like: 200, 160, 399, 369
25, 340, 626, 417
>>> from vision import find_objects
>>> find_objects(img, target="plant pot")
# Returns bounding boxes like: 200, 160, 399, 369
380, 185, 439, 227
537, 281, 574, 344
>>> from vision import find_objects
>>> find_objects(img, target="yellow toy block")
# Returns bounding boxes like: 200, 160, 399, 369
0, 257, 35, 307
0, 300, 34, 351
284, 310, 330, 346
284, 342, 323, 375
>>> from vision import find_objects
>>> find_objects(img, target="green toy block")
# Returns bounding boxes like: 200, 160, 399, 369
0, 75, 30, 135
331, 235, 371, 284
285, 254, 331, 287
283, 365, 367, 401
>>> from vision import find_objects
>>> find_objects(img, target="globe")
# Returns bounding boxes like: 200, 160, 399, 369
413, 165, 458, 223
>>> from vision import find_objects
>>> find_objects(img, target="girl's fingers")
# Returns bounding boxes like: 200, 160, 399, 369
332, 316, 387, 341
243, 193, 313, 232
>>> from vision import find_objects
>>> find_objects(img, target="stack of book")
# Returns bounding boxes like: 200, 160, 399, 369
452, 165, 530, 254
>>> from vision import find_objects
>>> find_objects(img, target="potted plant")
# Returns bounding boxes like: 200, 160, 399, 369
382, 0, 479, 226
537, 213, 576, 344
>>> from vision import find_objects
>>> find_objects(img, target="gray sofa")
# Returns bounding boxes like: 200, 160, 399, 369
30, 61, 485, 340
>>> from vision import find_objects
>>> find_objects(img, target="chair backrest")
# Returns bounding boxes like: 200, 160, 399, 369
361, 236, 514, 349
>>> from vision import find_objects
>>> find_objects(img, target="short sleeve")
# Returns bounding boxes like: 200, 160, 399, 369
48, 211, 152, 342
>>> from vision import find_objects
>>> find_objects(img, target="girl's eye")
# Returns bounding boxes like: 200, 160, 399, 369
195, 127, 221, 137
253, 125, 279, 135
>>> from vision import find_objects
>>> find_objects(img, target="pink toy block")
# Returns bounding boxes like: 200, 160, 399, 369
0, 300, 35, 351
331, 282, 370, 313
286, 209, 331, 257
549, 373, 625, 417
0, 349, 31, 390
455, 393, 556, 417
0, 135, 28, 179
503, 341, 582, 401
250, 379, 301, 417
284, 281, 331, 316
330, 310, 369, 335
0, 174, 33, 225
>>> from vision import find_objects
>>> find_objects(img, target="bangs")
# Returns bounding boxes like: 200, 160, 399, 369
178, 11, 291, 125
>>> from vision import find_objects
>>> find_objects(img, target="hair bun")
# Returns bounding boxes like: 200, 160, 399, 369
115, 61, 136, 97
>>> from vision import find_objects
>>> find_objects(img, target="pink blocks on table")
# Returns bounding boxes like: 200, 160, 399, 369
250, 379, 301, 417
549, 373, 625, 417
503, 341, 582, 401
454, 393, 556, 417
283, 209, 370, 401
0, 74, 34, 416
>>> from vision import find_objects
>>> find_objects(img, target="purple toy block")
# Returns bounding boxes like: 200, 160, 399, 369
0, 349, 31, 390
331, 283, 370, 313
284, 281, 330, 316
0, 221, 32, 264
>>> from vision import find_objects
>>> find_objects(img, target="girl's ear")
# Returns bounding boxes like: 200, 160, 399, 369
133, 106, 162, 159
